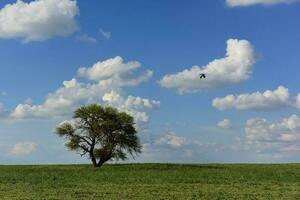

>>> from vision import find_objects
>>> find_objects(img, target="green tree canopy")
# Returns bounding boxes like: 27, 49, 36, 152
55, 104, 142, 167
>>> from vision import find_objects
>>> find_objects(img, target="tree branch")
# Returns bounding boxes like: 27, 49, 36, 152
78, 144, 90, 153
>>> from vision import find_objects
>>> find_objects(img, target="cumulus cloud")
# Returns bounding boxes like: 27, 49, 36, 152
245, 115, 300, 153
159, 39, 256, 94
9, 57, 159, 125
103, 91, 160, 123
10, 78, 107, 119
226, 0, 297, 7
213, 86, 291, 111
78, 56, 153, 86
9, 142, 36, 157
0, 0, 79, 42
217, 118, 232, 129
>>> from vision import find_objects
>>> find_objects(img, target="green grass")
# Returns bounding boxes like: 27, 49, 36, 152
0, 164, 300, 199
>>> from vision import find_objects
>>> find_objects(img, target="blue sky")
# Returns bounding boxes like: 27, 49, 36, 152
0, 0, 300, 164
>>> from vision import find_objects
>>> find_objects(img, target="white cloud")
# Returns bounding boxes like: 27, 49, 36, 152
155, 131, 204, 149
9, 57, 159, 125
159, 39, 256, 94
9, 142, 36, 157
10, 78, 105, 119
78, 56, 153, 86
245, 115, 300, 153
295, 94, 300, 109
217, 118, 232, 129
156, 132, 188, 148
226, 0, 297, 7
76, 34, 97, 43
0, 0, 79, 42
103, 91, 160, 123
213, 86, 291, 111
99, 28, 111, 39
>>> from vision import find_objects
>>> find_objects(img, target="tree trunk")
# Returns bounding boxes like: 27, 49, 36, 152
90, 138, 98, 167
96, 160, 104, 168
91, 157, 97, 167
90, 152, 97, 167
96, 155, 111, 167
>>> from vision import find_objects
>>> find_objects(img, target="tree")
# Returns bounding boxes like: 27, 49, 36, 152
55, 104, 142, 168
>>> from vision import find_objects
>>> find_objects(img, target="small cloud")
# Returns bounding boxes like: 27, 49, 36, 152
9, 142, 37, 157
156, 132, 188, 148
77, 56, 152, 85
217, 118, 232, 129
226, 0, 298, 7
155, 132, 201, 148
212, 86, 292, 111
76, 34, 97, 44
99, 28, 111, 39
1, 92, 6, 96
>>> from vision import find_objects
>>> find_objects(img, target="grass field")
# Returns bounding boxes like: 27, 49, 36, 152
0, 164, 299, 199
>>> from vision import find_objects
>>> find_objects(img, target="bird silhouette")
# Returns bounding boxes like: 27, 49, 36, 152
199, 73, 206, 79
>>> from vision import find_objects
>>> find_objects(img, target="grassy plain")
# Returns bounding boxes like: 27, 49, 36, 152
0, 163, 299, 199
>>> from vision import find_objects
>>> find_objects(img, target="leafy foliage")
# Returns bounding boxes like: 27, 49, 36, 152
55, 104, 142, 167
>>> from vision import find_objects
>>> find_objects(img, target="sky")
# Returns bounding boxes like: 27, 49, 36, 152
0, 0, 300, 164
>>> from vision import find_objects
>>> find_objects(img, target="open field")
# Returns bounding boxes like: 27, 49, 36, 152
0, 164, 299, 199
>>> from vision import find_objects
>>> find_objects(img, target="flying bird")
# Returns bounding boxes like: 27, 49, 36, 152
199, 73, 206, 79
